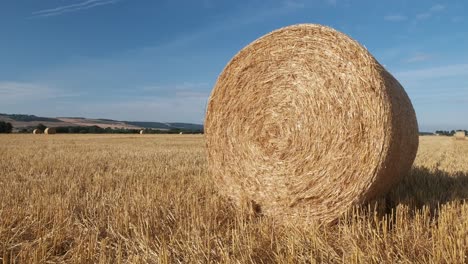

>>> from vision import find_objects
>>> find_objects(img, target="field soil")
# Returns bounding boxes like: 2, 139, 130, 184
0, 135, 467, 263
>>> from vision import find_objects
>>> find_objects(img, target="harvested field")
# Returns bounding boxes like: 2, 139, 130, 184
0, 135, 467, 263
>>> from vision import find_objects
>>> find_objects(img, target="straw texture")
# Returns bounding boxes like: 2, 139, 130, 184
33, 129, 43, 134
205, 24, 419, 223
44, 128, 56, 134
454, 131, 466, 140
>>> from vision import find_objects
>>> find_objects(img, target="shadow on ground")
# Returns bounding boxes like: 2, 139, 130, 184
367, 166, 468, 217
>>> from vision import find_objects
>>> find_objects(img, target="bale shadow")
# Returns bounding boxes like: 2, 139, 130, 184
377, 166, 468, 217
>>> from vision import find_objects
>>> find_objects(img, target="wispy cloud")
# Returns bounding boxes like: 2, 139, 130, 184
384, 14, 408, 22
31, 0, 120, 18
326, 0, 337, 6
416, 4, 445, 20
283, 0, 305, 9
140, 82, 211, 99
405, 53, 432, 63
430, 4, 445, 12
72, 96, 208, 123
0, 81, 79, 103
416, 13, 431, 20
395, 64, 468, 81
452, 16, 463, 23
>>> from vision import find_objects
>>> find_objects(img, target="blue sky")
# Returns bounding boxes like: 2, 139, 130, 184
0, 0, 467, 131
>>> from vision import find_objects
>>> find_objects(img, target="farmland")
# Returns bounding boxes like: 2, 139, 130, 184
1, 135, 467, 263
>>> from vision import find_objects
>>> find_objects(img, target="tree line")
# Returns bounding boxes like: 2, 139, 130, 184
14, 123, 203, 134
435, 130, 468, 136
0, 121, 13, 133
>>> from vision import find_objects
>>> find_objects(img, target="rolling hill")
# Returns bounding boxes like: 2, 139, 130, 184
0, 113, 203, 131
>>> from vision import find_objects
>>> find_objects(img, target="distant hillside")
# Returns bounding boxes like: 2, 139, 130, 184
124, 121, 171, 129
125, 121, 203, 131
57, 117, 140, 129
0, 113, 61, 122
0, 113, 203, 132
0, 114, 76, 130
169, 123, 204, 131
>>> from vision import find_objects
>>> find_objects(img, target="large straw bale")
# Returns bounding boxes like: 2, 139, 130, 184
33, 129, 43, 134
205, 24, 419, 223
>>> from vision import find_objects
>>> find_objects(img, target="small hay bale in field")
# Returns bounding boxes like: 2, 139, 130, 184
44, 128, 56, 134
205, 24, 419, 223
179, 132, 183, 135
140, 130, 145, 134
33, 129, 43, 134
454, 131, 466, 140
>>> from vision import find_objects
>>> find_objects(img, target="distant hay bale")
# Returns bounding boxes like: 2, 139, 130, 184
454, 131, 466, 140
179, 132, 183, 135
33, 129, 43, 134
44, 128, 56, 134
140, 130, 145, 134
205, 24, 419, 223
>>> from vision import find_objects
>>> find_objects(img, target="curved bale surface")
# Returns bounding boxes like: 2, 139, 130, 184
140, 130, 145, 135
33, 129, 43, 134
44, 128, 56, 134
205, 24, 419, 223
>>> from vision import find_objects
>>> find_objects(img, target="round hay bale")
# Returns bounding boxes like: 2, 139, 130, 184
140, 130, 145, 134
44, 127, 56, 134
33, 129, 43, 134
205, 24, 419, 223
454, 131, 466, 140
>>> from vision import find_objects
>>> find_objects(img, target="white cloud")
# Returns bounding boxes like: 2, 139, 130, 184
0, 80, 206, 123
31, 0, 120, 18
73, 96, 208, 123
141, 82, 209, 92
384, 14, 408, 22
416, 4, 445, 20
416, 12, 431, 20
175, 90, 210, 99
395, 64, 468, 81
76, 81, 210, 122
405, 53, 432, 63
430, 4, 445, 12
0, 82, 79, 103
